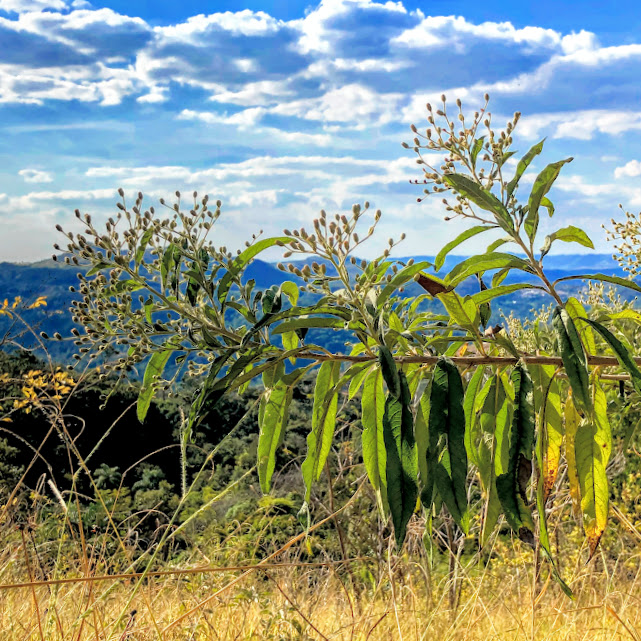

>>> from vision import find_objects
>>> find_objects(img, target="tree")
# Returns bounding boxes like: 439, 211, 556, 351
55, 96, 641, 594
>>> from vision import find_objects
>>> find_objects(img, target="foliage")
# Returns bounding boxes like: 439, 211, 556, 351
51, 95, 641, 596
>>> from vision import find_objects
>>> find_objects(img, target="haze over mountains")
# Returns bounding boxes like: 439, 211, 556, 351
0, 253, 633, 363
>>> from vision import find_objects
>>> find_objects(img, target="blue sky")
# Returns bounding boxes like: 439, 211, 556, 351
1, 0, 641, 261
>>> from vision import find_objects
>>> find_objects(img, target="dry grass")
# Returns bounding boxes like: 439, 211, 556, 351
2, 520, 641, 641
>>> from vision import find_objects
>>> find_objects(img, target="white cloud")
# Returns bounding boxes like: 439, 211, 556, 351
19, 168, 53, 183
517, 110, 641, 140
0, 0, 66, 12
615, 160, 641, 179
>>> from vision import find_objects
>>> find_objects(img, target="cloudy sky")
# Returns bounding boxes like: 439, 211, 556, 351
1, 0, 641, 262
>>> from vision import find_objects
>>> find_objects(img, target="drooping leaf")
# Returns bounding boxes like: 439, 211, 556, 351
506, 138, 545, 197
578, 318, 641, 398
414, 272, 450, 296
415, 385, 433, 508
301, 360, 341, 501
383, 369, 418, 546
553, 273, 641, 294
137, 348, 175, 422
434, 226, 494, 272
575, 381, 611, 558
442, 174, 514, 232
463, 365, 486, 467
361, 369, 388, 515
429, 358, 469, 533
495, 363, 535, 546
258, 365, 311, 493
378, 345, 401, 399
524, 158, 573, 240
553, 306, 592, 415
565, 297, 596, 355
564, 393, 582, 519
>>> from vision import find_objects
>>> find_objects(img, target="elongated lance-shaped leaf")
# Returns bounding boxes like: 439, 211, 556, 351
565, 297, 596, 355
415, 385, 433, 509
471, 136, 485, 169
564, 393, 582, 519
135, 228, 154, 266
429, 358, 469, 533
378, 345, 401, 399
437, 291, 479, 334
361, 368, 389, 515
258, 365, 312, 493
383, 368, 418, 546
506, 138, 545, 197
434, 226, 494, 272
445, 253, 531, 288
495, 363, 535, 546
553, 306, 592, 416
137, 348, 175, 422
532, 366, 574, 597
575, 380, 611, 558
463, 366, 486, 467
530, 365, 564, 501
471, 283, 544, 306
442, 174, 514, 232
524, 158, 573, 240
301, 360, 341, 501
553, 273, 641, 294
579, 318, 641, 398
477, 374, 509, 544
216, 236, 291, 306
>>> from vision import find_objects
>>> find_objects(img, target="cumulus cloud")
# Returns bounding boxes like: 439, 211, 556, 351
0, 0, 66, 12
615, 160, 641, 179
19, 168, 53, 182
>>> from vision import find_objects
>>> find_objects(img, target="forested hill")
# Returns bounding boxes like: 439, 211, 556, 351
0, 253, 633, 362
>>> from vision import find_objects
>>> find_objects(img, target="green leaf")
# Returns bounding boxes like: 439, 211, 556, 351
495, 363, 535, 546
301, 360, 341, 501
506, 138, 545, 197
383, 369, 418, 546
280, 281, 299, 306
415, 386, 433, 509
135, 228, 154, 265
137, 348, 175, 422
579, 318, 641, 398
553, 306, 592, 415
470, 283, 543, 306
257, 365, 311, 493
271, 316, 364, 334
257, 382, 292, 493
434, 226, 494, 272
463, 365, 486, 467
575, 381, 611, 558
525, 158, 573, 240
86, 262, 111, 276
445, 253, 531, 287
347, 362, 375, 400
437, 291, 479, 333
429, 358, 469, 533
376, 261, 432, 308
378, 345, 401, 399
553, 273, 641, 294
565, 297, 596, 355
564, 394, 582, 519
545, 226, 594, 253
442, 174, 514, 232
540, 196, 555, 218
216, 237, 291, 306
361, 369, 388, 515
471, 136, 485, 169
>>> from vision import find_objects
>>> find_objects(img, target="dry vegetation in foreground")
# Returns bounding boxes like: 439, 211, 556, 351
2, 511, 641, 641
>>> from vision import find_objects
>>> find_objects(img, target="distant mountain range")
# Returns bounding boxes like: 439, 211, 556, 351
0, 253, 634, 363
